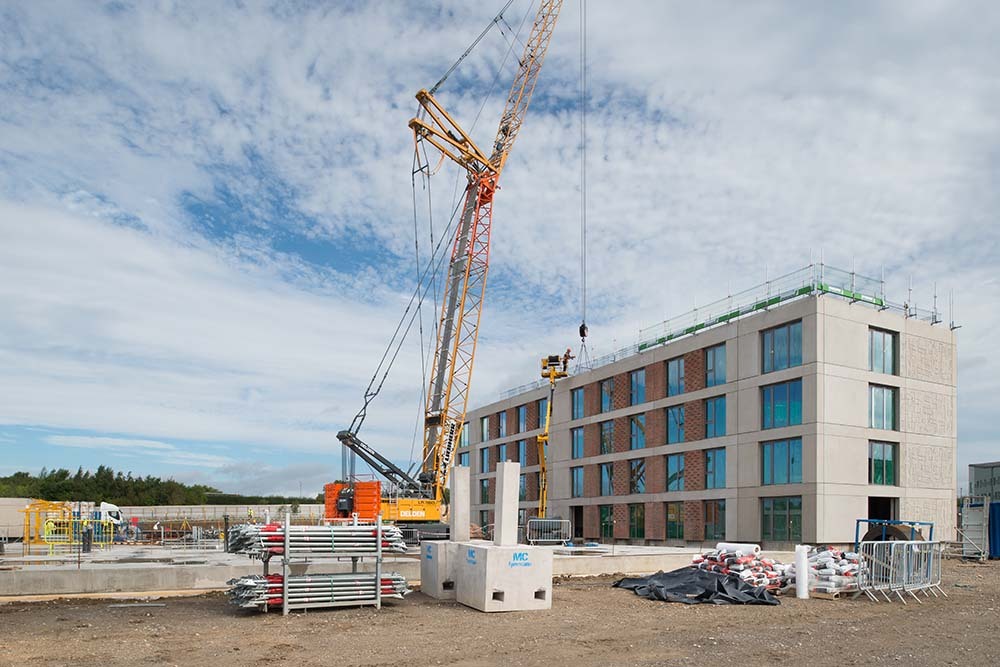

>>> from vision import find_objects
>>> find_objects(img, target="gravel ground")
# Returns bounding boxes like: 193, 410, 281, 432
0, 559, 997, 667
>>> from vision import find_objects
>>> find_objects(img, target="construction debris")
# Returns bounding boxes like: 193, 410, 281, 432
226, 573, 411, 610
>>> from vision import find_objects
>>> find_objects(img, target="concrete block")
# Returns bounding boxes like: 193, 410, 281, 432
450, 466, 471, 542
494, 462, 520, 546
420, 541, 457, 600
455, 543, 553, 612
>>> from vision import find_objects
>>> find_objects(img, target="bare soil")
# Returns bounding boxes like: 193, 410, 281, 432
0, 560, 997, 667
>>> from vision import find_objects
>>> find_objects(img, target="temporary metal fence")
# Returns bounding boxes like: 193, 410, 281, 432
41, 518, 115, 555
526, 518, 571, 545
500, 262, 949, 399
857, 541, 946, 603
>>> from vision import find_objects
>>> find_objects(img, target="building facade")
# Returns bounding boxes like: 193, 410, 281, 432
457, 290, 957, 547
969, 462, 1000, 498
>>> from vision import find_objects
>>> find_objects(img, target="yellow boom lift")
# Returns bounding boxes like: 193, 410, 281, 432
336, 1, 564, 524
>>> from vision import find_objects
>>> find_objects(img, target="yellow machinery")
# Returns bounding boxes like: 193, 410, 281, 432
21, 499, 72, 545
536, 355, 568, 517
336, 1, 563, 525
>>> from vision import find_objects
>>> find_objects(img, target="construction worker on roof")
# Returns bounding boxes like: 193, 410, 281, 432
562, 348, 575, 372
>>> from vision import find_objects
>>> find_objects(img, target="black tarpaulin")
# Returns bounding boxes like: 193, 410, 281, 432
613, 567, 780, 605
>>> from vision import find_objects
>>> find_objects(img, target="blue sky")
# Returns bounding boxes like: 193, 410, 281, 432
1, 1, 997, 496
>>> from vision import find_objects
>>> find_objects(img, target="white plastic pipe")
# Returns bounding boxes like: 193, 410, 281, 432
795, 544, 810, 599
715, 542, 761, 555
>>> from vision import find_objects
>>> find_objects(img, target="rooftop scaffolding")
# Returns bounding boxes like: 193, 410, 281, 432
499, 263, 946, 400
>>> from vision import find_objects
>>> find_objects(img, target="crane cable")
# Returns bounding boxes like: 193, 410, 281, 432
577, 0, 591, 370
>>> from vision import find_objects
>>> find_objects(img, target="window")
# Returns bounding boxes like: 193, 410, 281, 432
497, 443, 507, 463
519, 474, 527, 501
705, 447, 726, 489
600, 378, 614, 413
762, 320, 803, 374
599, 505, 614, 539
498, 413, 507, 438
479, 510, 489, 530
705, 396, 726, 438
458, 451, 469, 467
459, 422, 469, 449
704, 500, 726, 540
600, 421, 614, 455
571, 427, 584, 459
480, 416, 489, 442
629, 458, 646, 494
870, 328, 898, 375
761, 438, 803, 485
600, 463, 614, 496
869, 441, 897, 485
479, 448, 489, 474
479, 478, 489, 504
517, 405, 527, 433
630, 369, 646, 406
761, 496, 802, 541
706, 344, 726, 387
869, 385, 898, 430
630, 414, 646, 450
761, 379, 803, 429
629, 503, 645, 539
667, 454, 685, 491
667, 357, 685, 396
571, 466, 584, 497
667, 406, 685, 444
537, 397, 548, 429
666, 501, 684, 539
516, 440, 527, 466
518, 508, 527, 526
571, 388, 584, 420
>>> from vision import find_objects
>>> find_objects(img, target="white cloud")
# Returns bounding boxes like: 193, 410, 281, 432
46, 435, 233, 468
1, 1, 997, 491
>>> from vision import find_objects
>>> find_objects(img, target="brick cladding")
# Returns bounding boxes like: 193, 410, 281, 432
646, 409, 665, 448
613, 416, 630, 453
612, 372, 629, 410
487, 477, 496, 505
526, 400, 539, 432
684, 500, 705, 541
583, 422, 600, 458
505, 408, 516, 438
612, 459, 630, 496
525, 469, 539, 501
645, 502, 666, 541
684, 348, 706, 393
489, 413, 499, 440
646, 361, 666, 402
645, 454, 665, 494
685, 449, 706, 491
584, 464, 599, 498
584, 382, 599, 417
583, 504, 599, 539
526, 437, 539, 467
685, 399, 706, 443
613, 504, 629, 540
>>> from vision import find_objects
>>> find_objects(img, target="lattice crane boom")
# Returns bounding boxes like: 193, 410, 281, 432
411, 0, 563, 504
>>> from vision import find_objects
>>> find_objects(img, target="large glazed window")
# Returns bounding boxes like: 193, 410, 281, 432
705, 344, 726, 387
869, 328, 898, 375
762, 320, 803, 374
761, 379, 803, 429
869, 384, 898, 430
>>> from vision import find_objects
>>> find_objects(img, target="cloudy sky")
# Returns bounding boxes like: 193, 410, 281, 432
1, 1, 996, 496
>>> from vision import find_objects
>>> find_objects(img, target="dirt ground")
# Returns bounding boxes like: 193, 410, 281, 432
0, 560, 997, 667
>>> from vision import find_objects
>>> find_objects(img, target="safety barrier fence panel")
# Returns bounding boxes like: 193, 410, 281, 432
41, 519, 115, 554
526, 518, 570, 545
858, 541, 946, 604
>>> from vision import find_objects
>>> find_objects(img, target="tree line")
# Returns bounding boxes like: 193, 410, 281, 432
0, 466, 322, 506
